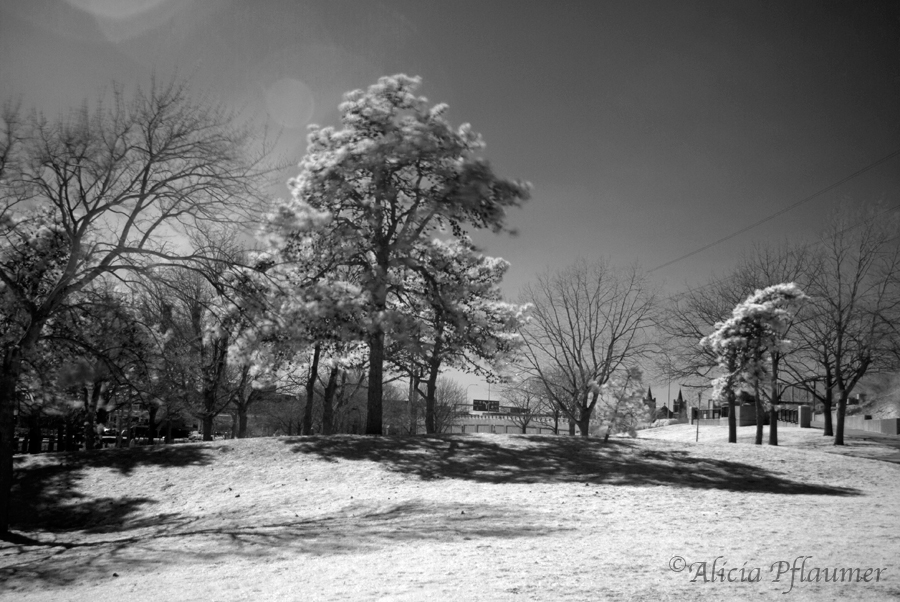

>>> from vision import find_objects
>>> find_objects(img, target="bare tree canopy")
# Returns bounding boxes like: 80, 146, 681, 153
0, 77, 276, 534
499, 376, 551, 434
658, 241, 816, 387
517, 259, 657, 436
661, 206, 900, 447
793, 205, 900, 444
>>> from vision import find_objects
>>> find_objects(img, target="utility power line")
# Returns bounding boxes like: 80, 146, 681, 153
660, 199, 900, 305
650, 148, 900, 273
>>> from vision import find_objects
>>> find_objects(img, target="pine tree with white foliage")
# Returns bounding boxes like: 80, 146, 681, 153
267, 75, 530, 434
701, 283, 807, 445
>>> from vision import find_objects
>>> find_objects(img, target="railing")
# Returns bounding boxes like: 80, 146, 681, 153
810, 413, 900, 436
448, 423, 559, 435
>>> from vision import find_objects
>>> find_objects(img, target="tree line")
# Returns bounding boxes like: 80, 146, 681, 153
661, 208, 900, 446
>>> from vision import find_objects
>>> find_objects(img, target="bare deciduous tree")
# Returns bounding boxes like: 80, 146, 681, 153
499, 377, 550, 434
432, 377, 468, 434
794, 206, 900, 445
517, 259, 656, 436
0, 78, 274, 534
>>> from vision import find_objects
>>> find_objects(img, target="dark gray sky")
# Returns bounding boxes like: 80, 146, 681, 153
3, 0, 899, 401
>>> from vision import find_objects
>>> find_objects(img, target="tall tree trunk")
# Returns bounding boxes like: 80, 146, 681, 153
365, 257, 390, 436
408, 370, 420, 435
303, 344, 321, 436
821, 365, 834, 436
27, 413, 42, 454
835, 390, 848, 446
726, 388, 737, 444
365, 332, 384, 435
768, 359, 779, 446
768, 406, 778, 446
322, 366, 339, 436
726, 358, 737, 443
0, 320, 46, 533
423, 324, 444, 435
578, 404, 592, 437
0, 365, 18, 535
301, 395, 313, 436
424, 355, 441, 435
821, 395, 834, 436
201, 385, 218, 442
578, 414, 591, 437
821, 406, 833, 434
202, 415, 214, 441
238, 408, 249, 438
754, 383, 764, 445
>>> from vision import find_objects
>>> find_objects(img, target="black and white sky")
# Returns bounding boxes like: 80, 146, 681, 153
2, 0, 899, 402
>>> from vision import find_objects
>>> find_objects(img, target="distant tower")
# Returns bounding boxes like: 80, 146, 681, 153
643, 386, 656, 415
673, 389, 686, 416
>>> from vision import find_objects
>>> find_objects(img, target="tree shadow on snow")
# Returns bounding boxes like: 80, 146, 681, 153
285, 434, 860, 497
8, 444, 213, 536
0, 499, 560, 588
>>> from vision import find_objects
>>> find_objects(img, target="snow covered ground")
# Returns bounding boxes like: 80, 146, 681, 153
2, 431, 898, 601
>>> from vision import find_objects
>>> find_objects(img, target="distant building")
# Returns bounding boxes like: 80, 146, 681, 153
643, 387, 656, 415
654, 389, 690, 421
672, 389, 687, 417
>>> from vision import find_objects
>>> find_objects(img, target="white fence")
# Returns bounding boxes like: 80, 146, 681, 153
810, 413, 900, 436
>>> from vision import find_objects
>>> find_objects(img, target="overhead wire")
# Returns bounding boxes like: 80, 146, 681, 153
649, 147, 900, 274
659, 198, 900, 305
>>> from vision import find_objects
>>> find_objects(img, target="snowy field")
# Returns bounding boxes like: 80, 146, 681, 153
2, 430, 899, 601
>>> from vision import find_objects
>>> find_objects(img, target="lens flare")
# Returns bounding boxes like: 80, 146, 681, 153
264, 78, 315, 130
